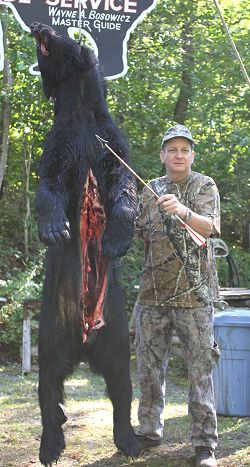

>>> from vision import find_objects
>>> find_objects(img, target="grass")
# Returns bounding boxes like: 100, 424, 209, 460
0, 356, 249, 467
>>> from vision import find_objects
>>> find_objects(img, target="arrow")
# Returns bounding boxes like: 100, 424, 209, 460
95, 134, 207, 248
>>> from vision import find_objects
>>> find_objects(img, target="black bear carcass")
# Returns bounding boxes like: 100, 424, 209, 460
30, 22, 140, 466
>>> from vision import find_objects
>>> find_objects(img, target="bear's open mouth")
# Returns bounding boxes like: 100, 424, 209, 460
35, 29, 50, 57
32, 33, 50, 56
30, 23, 50, 56
39, 39, 49, 57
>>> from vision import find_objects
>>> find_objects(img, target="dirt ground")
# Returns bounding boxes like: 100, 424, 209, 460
0, 356, 249, 467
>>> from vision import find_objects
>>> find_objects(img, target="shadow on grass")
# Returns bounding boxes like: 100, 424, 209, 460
216, 415, 250, 462
78, 444, 195, 467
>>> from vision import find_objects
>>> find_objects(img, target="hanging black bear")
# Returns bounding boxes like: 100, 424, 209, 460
30, 22, 140, 466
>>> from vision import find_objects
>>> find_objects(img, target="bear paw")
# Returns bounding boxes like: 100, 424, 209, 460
39, 427, 65, 466
38, 219, 71, 246
114, 425, 141, 457
102, 217, 133, 259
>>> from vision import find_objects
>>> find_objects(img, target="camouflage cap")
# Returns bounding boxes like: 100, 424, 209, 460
161, 124, 195, 148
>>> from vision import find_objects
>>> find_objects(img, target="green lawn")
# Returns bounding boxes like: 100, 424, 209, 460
0, 356, 249, 466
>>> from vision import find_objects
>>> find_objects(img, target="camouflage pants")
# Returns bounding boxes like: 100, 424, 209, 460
135, 303, 220, 449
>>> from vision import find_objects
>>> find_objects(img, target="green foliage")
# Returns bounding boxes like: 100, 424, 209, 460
0, 252, 45, 348
108, 0, 250, 245
217, 243, 250, 288
119, 239, 144, 318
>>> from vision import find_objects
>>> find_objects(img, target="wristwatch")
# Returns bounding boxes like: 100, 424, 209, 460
185, 208, 192, 221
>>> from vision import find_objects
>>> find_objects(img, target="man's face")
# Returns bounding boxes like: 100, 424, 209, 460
160, 137, 194, 179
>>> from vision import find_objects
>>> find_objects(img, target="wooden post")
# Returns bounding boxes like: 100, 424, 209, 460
21, 299, 41, 374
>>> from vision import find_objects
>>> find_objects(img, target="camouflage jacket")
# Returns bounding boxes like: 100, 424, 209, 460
135, 171, 220, 308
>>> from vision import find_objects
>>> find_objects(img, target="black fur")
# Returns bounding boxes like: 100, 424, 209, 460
30, 22, 140, 466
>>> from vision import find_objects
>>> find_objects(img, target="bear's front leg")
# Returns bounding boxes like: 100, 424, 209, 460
97, 137, 137, 258
102, 209, 134, 259
36, 179, 71, 246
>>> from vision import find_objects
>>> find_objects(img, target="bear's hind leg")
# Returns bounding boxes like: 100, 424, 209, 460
86, 291, 141, 458
38, 360, 67, 466
38, 312, 82, 466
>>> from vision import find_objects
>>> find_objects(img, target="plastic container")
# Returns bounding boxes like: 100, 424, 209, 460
213, 308, 250, 416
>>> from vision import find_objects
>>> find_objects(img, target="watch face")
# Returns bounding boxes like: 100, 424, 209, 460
186, 209, 192, 221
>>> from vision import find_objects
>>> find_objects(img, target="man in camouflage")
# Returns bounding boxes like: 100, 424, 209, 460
135, 124, 220, 467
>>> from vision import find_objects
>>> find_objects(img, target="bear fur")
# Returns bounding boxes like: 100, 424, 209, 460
30, 22, 140, 466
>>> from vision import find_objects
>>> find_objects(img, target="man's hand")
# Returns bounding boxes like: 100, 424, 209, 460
157, 194, 214, 238
156, 194, 186, 219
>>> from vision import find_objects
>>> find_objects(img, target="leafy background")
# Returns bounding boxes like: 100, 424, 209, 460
0, 0, 249, 358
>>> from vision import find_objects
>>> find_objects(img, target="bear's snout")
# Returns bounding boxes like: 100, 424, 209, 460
30, 21, 41, 33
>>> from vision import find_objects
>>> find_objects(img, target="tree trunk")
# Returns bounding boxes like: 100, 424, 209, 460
173, 7, 196, 124
24, 143, 32, 262
0, 7, 12, 197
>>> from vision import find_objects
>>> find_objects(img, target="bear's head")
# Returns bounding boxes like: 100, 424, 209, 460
30, 22, 98, 99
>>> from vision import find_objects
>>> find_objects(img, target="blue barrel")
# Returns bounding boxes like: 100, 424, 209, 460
213, 308, 250, 416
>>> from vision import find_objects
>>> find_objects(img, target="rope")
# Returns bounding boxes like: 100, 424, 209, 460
78, 0, 82, 44
212, 0, 250, 87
